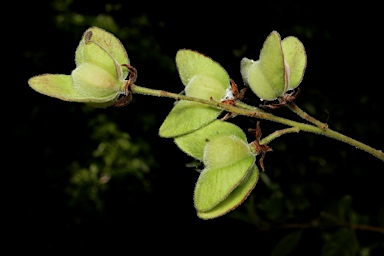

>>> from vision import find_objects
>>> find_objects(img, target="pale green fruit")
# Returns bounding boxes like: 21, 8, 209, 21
28, 70, 124, 107
174, 119, 247, 161
176, 49, 229, 89
184, 74, 225, 99
241, 31, 286, 101
76, 33, 123, 80
203, 134, 253, 169
71, 63, 125, 102
28, 74, 88, 102
159, 101, 220, 138
281, 36, 307, 90
239, 57, 254, 88
241, 31, 306, 101
194, 135, 255, 212
197, 164, 259, 219
159, 75, 227, 138
242, 58, 280, 101
75, 26, 130, 79
159, 50, 231, 138
29, 26, 129, 107
258, 31, 286, 96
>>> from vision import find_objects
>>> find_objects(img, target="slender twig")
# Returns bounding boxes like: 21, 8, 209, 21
131, 84, 384, 162
287, 102, 328, 130
259, 127, 300, 145
234, 101, 266, 113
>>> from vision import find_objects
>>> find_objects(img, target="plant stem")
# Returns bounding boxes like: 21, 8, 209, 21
131, 84, 384, 162
259, 127, 300, 145
234, 101, 266, 113
287, 102, 328, 129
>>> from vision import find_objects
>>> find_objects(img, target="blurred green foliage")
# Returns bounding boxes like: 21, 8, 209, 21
66, 110, 154, 212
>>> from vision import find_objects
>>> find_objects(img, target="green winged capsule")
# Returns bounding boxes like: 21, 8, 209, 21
28, 27, 131, 107
174, 119, 247, 161
281, 36, 307, 90
75, 26, 130, 79
159, 50, 231, 138
241, 31, 306, 101
71, 62, 123, 102
176, 49, 229, 88
194, 135, 256, 214
197, 164, 259, 220
241, 57, 280, 101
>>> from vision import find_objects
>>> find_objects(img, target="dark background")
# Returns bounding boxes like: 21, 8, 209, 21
6, 0, 384, 254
